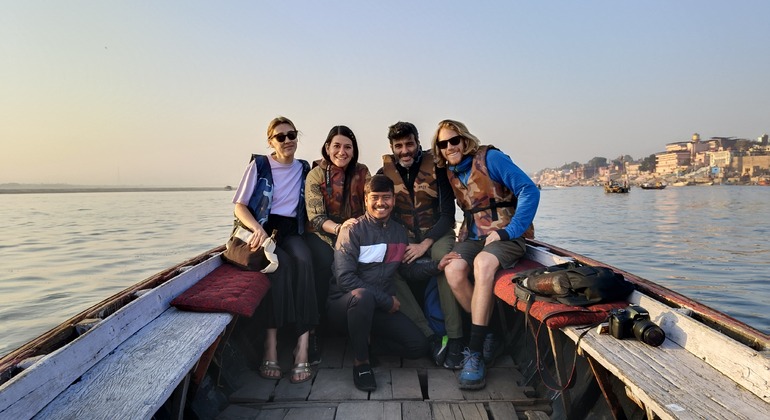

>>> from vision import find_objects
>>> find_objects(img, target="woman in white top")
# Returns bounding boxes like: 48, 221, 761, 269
231, 116, 317, 384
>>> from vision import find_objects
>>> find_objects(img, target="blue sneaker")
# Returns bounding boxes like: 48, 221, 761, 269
458, 348, 486, 389
482, 333, 502, 366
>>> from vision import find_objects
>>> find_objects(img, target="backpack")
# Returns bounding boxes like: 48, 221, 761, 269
513, 262, 634, 307
423, 277, 446, 336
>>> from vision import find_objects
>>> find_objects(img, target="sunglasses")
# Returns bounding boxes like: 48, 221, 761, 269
271, 130, 298, 143
437, 135, 463, 149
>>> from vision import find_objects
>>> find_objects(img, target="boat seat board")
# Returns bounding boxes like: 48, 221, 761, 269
34, 307, 232, 419
563, 322, 769, 419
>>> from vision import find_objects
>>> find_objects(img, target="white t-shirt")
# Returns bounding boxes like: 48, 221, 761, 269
232, 154, 303, 217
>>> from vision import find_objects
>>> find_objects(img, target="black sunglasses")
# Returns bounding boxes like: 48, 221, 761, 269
271, 130, 298, 143
437, 135, 463, 149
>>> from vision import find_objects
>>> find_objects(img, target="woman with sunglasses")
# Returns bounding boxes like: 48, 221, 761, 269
431, 119, 540, 390
304, 125, 370, 362
231, 116, 318, 384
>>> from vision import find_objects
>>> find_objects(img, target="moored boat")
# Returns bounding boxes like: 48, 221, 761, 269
639, 181, 667, 190
1, 241, 767, 419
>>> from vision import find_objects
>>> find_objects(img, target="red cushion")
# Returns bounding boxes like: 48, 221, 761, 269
494, 262, 627, 328
171, 264, 270, 317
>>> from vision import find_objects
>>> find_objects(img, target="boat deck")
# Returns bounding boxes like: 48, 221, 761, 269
213, 336, 551, 420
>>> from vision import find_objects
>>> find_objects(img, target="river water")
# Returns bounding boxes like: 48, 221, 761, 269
1, 186, 767, 357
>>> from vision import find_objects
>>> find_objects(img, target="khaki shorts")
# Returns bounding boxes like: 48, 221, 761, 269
451, 237, 527, 270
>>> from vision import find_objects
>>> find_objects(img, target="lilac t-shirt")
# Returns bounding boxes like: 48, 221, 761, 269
232, 155, 303, 217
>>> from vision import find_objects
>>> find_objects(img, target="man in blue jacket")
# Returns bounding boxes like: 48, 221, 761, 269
431, 119, 540, 390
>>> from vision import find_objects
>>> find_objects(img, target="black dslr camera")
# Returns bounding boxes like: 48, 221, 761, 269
609, 305, 666, 347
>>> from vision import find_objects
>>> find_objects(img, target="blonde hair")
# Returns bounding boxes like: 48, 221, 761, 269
431, 119, 481, 168
266, 116, 297, 139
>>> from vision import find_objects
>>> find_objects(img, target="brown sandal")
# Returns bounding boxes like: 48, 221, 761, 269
290, 362, 313, 384
259, 360, 282, 380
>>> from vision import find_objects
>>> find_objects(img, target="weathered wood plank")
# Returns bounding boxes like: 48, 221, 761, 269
273, 373, 312, 402
390, 368, 422, 400
369, 369, 393, 400
216, 403, 263, 420
335, 401, 383, 419
630, 291, 770, 402
317, 337, 347, 369
432, 403, 455, 420
458, 402, 489, 420
383, 401, 402, 420
472, 368, 529, 401
427, 368, 464, 401
35, 308, 232, 419
0, 254, 223, 419
307, 368, 368, 401
488, 401, 517, 420
563, 325, 770, 419
230, 371, 278, 403
283, 406, 335, 420
401, 401, 431, 419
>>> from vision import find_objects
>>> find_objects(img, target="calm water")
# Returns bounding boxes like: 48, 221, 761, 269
1, 187, 768, 357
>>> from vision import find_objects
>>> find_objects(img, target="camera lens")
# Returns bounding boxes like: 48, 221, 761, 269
633, 319, 665, 347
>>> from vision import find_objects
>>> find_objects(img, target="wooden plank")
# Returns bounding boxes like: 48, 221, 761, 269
317, 337, 346, 369
273, 373, 312, 402
525, 246, 574, 266
458, 402, 489, 419
369, 369, 393, 400
563, 325, 770, 419
401, 401, 431, 419
307, 368, 369, 401
488, 401, 518, 420
283, 406, 336, 420
432, 403, 456, 420
335, 402, 383, 419
473, 368, 529, 401
216, 404, 264, 420
390, 368, 422, 400
35, 308, 232, 419
0, 253, 223, 419
383, 401, 402, 420
629, 291, 770, 402
427, 368, 464, 401
229, 371, 278, 403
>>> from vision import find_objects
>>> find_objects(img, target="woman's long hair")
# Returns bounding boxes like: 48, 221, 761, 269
322, 125, 360, 217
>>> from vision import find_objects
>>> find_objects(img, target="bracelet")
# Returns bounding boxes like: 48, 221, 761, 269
334, 223, 342, 235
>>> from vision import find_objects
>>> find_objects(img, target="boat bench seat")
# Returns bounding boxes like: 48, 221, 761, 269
0, 254, 254, 420
35, 307, 232, 419
561, 291, 770, 419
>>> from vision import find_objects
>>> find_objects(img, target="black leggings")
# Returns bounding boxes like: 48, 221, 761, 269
327, 288, 428, 362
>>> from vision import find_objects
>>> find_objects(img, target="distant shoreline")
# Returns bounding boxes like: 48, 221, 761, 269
0, 186, 230, 194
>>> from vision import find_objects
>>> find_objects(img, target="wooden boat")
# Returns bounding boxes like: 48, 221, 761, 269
604, 181, 630, 193
639, 182, 667, 190
1, 241, 768, 419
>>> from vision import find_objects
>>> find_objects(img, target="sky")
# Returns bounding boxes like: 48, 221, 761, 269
2, 1, 768, 187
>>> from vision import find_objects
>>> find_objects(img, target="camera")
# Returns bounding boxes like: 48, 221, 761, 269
609, 305, 666, 347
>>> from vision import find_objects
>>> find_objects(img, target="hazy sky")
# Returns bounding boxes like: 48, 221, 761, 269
2, 1, 768, 186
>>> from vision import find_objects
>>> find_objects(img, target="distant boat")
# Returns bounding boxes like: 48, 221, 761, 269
604, 181, 630, 193
640, 182, 666, 190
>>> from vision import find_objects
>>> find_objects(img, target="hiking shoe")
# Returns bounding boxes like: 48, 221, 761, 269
430, 335, 448, 366
442, 338, 465, 369
308, 333, 322, 366
353, 364, 377, 391
458, 348, 486, 390
482, 333, 502, 366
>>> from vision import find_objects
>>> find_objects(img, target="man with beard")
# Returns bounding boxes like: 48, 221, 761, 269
327, 175, 459, 391
377, 121, 465, 369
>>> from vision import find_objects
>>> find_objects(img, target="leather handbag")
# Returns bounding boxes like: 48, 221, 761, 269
221, 226, 279, 273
